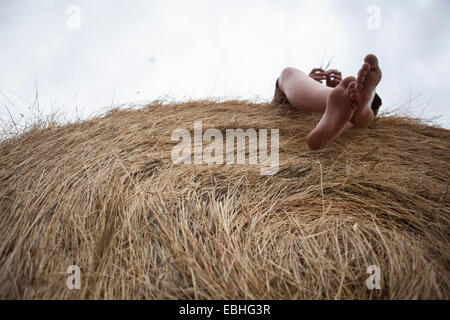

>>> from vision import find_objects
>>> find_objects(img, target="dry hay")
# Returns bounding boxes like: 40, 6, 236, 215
0, 100, 449, 299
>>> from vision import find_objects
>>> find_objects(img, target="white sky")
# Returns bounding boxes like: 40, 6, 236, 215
1, 0, 449, 128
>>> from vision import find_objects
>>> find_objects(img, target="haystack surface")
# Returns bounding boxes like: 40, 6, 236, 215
0, 100, 449, 299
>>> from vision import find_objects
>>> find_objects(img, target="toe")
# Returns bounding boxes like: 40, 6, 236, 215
347, 81, 357, 101
349, 87, 356, 100
340, 76, 356, 88
362, 63, 371, 71
364, 54, 379, 69
357, 66, 369, 81
355, 82, 363, 92
348, 81, 356, 92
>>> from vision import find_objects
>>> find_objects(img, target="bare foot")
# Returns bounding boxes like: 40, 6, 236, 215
351, 54, 382, 128
307, 76, 357, 150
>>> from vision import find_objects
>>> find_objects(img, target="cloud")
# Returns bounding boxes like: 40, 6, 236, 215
0, 0, 449, 127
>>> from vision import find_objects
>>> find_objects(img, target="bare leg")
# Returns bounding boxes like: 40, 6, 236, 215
274, 55, 382, 150
278, 67, 332, 113
306, 77, 358, 150
276, 68, 355, 146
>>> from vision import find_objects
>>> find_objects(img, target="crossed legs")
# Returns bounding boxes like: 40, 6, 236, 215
277, 54, 382, 150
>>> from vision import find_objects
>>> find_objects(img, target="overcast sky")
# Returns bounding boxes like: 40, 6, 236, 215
1, 0, 449, 128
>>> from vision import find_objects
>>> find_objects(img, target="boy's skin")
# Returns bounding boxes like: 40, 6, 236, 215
277, 54, 382, 150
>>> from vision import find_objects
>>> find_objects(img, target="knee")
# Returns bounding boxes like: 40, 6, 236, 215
279, 67, 296, 81
279, 67, 297, 90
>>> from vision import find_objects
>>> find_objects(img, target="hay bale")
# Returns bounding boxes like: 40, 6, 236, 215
0, 100, 448, 299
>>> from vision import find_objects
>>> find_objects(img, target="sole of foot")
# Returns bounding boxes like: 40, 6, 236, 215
351, 54, 382, 128
307, 76, 357, 150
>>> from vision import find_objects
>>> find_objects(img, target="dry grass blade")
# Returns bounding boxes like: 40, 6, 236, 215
0, 99, 449, 299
